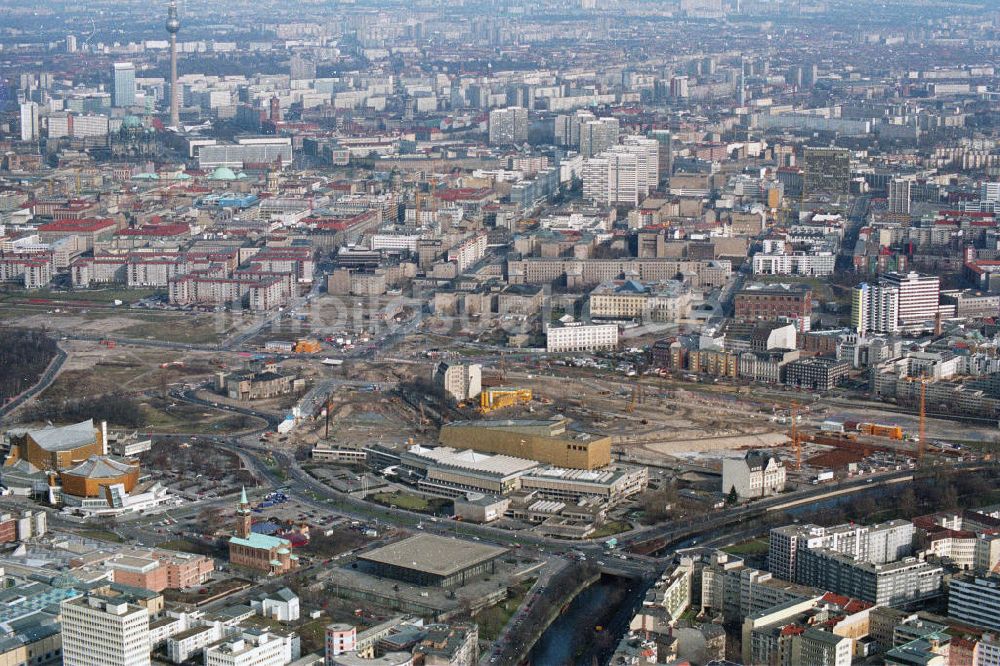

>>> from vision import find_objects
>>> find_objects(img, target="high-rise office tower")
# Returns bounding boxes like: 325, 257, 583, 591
649, 129, 673, 185
802, 147, 851, 196
166, 0, 181, 127
889, 178, 912, 215
488, 106, 528, 146
579, 117, 619, 158
61, 594, 151, 666
621, 136, 661, 193
112, 63, 136, 108
881, 272, 940, 328
669, 76, 689, 98
737, 55, 747, 106
554, 110, 595, 147
289, 54, 316, 80
583, 141, 658, 207
19, 101, 39, 142
66, 34, 77, 52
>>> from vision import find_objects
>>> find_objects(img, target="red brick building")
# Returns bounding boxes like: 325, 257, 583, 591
734, 284, 813, 332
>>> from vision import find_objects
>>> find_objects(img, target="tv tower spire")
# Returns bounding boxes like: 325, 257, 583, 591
166, 0, 181, 128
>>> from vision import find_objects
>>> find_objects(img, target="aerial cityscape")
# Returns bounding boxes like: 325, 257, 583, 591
0, 0, 999, 664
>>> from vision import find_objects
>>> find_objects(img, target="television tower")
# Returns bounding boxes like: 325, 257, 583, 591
166, 0, 181, 128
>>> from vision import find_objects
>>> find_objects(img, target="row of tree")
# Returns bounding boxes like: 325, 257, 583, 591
0, 328, 58, 404
26, 393, 145, 428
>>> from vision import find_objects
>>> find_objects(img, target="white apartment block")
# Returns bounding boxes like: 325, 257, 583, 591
61, 595, 151, 666
167, 625, 222, 663
545, 321, 619, 353
488, 107, 528, 145
769, 520, 915, 582
976, 633, 1000, 666
0, 256, 53, 289
974, 534, 1000, 573
433, 362, 482, 402
446, 232, 487, 272
621, 136, 661, 190
852, 282, 900, 334
72, 114, 111, 137
20, 102, 39, 142
204, 630, 296, 666
582, 140, 659, 207
752, 252, 836, 277
371, 233, 421, 253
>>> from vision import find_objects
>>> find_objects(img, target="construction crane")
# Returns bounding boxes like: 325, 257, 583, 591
625, 385, 638, 414
904, 374, 929, 464
418, 403, 429, 432
324, 392, 335, 439
625, 384, 644, 415
790, 402, 801, 471
919, 379, 927, 465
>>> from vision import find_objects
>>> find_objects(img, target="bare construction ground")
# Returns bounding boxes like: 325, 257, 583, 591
0, 307, 237, 345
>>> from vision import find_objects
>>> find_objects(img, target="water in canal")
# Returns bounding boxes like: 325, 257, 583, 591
529, 575, 646, 666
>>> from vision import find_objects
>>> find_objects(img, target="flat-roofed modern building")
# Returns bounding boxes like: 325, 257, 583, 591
948, 575, 1000, 631
61, 593, 150, 666
399, 445, 539, 497
795, 549, 942, 607
439, 418, 611, 470
545, 320, 619, 353
520, 465, 648, 505
358, 534, 507, 588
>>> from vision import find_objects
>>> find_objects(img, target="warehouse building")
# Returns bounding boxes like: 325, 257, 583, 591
358, 534, 506, 588
439, 418, 611, 470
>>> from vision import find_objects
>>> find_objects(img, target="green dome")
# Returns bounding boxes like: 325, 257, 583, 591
123, 115, 142, 128
210, 167, 238, 180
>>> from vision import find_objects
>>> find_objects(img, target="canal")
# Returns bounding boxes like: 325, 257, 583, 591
529, 574, 648, 665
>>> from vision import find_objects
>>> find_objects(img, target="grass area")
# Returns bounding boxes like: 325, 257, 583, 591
118, 315, 233, 344
78, 529, 125, 543
590, 520, 632, 539
371, 492, 449, 513
475, 579, 534, 642
139, 402, 262, 434
678, 607, 699, 623
297, 618, 330, 654
723, 537, 770, 556
0, 286, 164, 304
262, 454, 290, 482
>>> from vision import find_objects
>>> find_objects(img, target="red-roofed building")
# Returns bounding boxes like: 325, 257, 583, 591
38, 218, 118, 249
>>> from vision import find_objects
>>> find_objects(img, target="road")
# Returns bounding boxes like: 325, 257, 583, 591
162, 373, 999, 568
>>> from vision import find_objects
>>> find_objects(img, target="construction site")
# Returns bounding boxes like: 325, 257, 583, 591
286, 349, 998, 514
